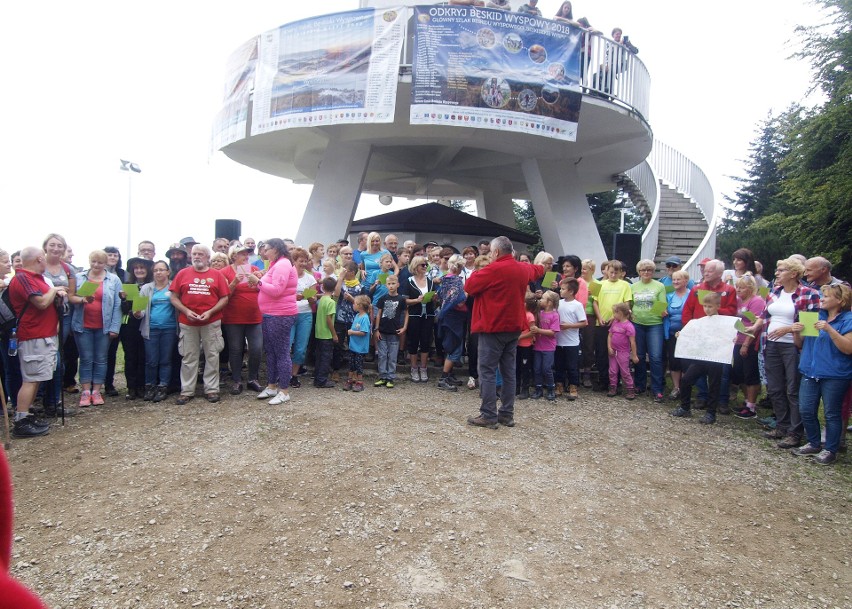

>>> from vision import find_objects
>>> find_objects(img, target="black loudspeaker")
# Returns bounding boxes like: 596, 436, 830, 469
215, 219, 242, 241
612, 232, 642, 275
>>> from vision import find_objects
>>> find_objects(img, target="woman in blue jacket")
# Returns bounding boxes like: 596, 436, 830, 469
72, 250, 123, 407
792, 283, 852, 465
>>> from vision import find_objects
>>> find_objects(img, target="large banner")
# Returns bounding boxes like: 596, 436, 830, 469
212, 36, 258, 151
251, 7, 406, 136
410, 5, 583, 141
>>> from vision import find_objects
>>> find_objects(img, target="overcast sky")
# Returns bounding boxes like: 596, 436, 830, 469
0, 0, 825, 265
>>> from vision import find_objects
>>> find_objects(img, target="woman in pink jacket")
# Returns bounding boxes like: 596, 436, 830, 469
246, 239, 297, 405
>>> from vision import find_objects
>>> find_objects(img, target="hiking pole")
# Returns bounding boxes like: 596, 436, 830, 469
57, 307, 65, 427
0, 382, 11, 450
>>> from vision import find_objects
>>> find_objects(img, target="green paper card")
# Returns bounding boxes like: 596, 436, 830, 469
122, 284, 140, 300
734, 319, 754, 337
421, 291, 436, 304
697, 289, 713, 304
651, 301, 667, 316
758, 287, 770, 298
588, 281, 601, 296
665, 284, 676, 293
741, 311, 757, 323
542, 271, 558, 287
301, 288, 317, 300
378, 273, 388, 285
798, 312, 819, 337
132, 296, 149, 313
76, 281, 99, 297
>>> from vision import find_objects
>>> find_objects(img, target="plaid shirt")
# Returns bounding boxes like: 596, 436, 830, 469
760, 283, 821, 321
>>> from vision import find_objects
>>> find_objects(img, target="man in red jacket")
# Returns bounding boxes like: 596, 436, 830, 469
681, 259, 737, 325
464, 236, 544, 428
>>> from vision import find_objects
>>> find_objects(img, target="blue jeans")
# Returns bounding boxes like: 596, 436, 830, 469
634, 323, 664, 396
533, 350, 555, 387
75, 329, 111, 385
696, 364, 731, 405
145, 327, 176, 386
290, 312, 313, 366
376, 334, 399, 380
478, 332, 519, 421
799, 376, 849, 454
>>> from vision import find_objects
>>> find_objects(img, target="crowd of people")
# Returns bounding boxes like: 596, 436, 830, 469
0, 234, 849, 465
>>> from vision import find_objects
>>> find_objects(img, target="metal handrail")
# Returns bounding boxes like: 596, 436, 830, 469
624, 160, 661, 263
644, 141, 717, 280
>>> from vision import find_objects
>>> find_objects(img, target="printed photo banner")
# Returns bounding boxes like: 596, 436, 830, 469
410, 5, 583, 141
212, 36, 259, 151
251, 7, 407, 135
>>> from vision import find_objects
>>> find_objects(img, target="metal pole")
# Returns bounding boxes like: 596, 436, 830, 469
126, 172, 132, 258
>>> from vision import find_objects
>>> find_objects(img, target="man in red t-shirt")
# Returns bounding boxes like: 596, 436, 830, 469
464, 236, 545, 428
169, 245, 229, 404
8, 246, 68, 438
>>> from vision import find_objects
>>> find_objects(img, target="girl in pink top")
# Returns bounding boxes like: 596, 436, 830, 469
531, 291, 561, 400
608, 302, 639, 399
517, 295, 538, 399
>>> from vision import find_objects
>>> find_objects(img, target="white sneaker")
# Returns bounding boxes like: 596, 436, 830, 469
419, 367, 429, 383
257, 387, 277, 399
410, 368, 420, 382
467, 376, 476, 390
268, 391, 290, 405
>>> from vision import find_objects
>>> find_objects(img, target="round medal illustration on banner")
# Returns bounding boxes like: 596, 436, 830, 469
481, 77, 510, 109
477, 28, 496, 49
503, 32, 522, 54
517, 89, 538, 112
528, 44, 547, 64
541, 84, 560, 105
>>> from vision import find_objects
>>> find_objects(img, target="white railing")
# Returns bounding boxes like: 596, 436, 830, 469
646, 141, 717, 280
624, 160, 661, 263
580, 31, 651, 121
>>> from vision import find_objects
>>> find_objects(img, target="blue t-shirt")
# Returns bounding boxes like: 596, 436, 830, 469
150, 287, 176, 329
349, 312, 371, 354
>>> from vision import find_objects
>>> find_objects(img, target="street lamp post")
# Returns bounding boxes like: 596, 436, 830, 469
120, 160, 141, 257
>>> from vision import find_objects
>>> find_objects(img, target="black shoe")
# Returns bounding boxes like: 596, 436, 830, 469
699, 412, 716, 425
289, 377, 302, 388
153, 386, 167, 403
246, 380, 263, 393
176, 395, 194, 405
437, 377, 458, 392
313, 380, 336, 389
143, 385, 157, 401
467, 415, 498, 429
518, 387, 530, 400
229, 382, 243, 395
531, 387, 543, 400
670, 406, 692, 418
105, 386, 120, 397
12, 415, 50, 438
125, 390, 137, 401
497, 416, 515, 427
447, 375, 464, 386
546, 386, 556, 401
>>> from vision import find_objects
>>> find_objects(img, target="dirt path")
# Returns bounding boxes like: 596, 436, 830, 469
6, 381, 851, 608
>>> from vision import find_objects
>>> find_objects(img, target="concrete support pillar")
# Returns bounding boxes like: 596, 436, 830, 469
474, 187, 516, 229
521, 158, 607, 269
295, 141, 373, 246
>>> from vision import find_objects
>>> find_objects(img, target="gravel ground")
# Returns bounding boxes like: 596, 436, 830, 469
5, 374, 851, 609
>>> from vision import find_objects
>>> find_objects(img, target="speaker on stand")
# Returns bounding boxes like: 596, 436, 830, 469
214, 219, 242, 242
612, 232, 642, 276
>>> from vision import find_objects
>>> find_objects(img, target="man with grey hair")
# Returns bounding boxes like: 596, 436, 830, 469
169, 245, 230, 405
137, 240, 156, 260
682, 259, 737, 324
8, 246, 68, 437
384, 234, 399, 262
463, 236, 545, 428
804, 256, 847, 289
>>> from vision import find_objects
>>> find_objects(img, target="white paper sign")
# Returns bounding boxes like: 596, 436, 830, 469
675, 315, 738, 365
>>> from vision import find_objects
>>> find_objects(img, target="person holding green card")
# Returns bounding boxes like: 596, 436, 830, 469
731, 275, 766, 419
760, 256, 820, 449
288, 247, 318, 388
120, 257, 153, 400
631, 259, 668, 402
791, 283, 852, 465
402, 255, 436, 382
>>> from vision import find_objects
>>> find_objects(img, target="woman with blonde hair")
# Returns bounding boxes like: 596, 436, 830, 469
731, 275, 766, 418
759, 256, 820, 449
72, 250, 123, 406
402, 255, 435, 382
792, 284, 852, 465
664, 269, 691, 398
631, 258, 667, 401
